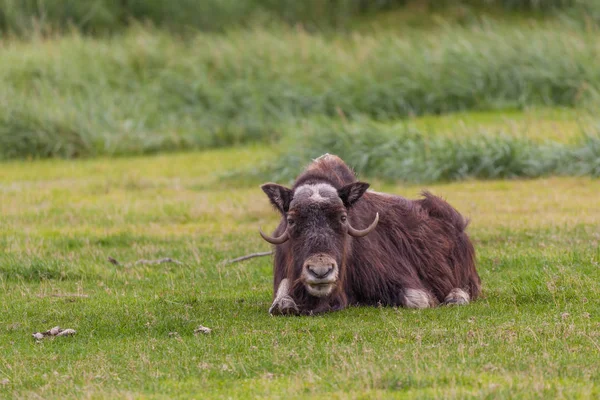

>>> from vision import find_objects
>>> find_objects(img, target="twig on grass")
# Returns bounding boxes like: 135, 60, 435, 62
221, 251, 273, 265
135, 258, 183, 265
36, 293, 89, 298
107, 256, 120, 265
108, 250, 272, 268
108, 256, 183, 267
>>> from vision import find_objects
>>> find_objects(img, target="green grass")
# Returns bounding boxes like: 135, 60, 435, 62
0, 0, 580, 36
259, 115, 600, 184
0, 0, 411, 35
408, 108, 587, 143
2, 21, 600, 160
1, 146, 600, 398
2, 4, 600, 396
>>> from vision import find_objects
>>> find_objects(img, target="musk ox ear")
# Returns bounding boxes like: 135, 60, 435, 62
261, 183, 293, 214
338, 182, 370, 208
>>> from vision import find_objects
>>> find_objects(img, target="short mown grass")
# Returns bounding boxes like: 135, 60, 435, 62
1, 146, 599, 398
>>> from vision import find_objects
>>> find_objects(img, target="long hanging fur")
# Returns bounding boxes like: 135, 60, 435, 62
270, 155, 481, 313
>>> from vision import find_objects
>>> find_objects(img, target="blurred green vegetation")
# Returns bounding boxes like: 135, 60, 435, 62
0, 0, 599, 182
0, 0, 588, 36
2, 24, 600, 161
258, 118, 600, 183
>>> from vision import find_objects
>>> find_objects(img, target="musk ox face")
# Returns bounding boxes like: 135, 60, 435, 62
260, 181, 379, 298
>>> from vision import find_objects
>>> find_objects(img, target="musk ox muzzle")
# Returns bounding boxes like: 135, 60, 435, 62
301, 253, 338, 297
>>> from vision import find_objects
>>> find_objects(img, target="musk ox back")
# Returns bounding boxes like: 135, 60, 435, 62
260, 154, 481, 315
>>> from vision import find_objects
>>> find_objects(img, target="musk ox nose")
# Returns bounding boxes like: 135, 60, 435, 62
302, 254, 338, 281
307, 264, 334, 279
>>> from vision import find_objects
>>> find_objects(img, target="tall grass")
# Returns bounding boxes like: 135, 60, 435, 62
0, 0, 411, 35
1, 25, 600, 160
265, 119, 600, 183
0, 0, 580, 36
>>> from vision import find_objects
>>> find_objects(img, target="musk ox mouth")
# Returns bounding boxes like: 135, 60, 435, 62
305, 281, 336, 297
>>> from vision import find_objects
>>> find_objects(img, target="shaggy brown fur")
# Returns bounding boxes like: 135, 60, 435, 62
262, 155, 481, 315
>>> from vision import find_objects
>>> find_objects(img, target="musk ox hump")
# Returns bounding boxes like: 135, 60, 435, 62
299, 154, 358, 188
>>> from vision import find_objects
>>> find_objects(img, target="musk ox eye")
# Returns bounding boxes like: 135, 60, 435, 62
287, 218, 295, 226
340, 215, 347, 223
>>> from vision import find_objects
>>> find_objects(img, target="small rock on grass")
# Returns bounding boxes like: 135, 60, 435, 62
32, 326, 76, 340
57, 329, 76, 337
194, 325, 212, 335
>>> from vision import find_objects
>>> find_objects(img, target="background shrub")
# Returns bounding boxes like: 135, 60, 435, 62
1, 25, 600, 160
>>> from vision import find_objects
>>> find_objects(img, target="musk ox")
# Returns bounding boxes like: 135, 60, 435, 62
259, 154, 481, 315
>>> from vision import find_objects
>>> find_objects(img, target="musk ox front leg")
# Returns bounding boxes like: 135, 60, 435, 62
269, 279, 299, 316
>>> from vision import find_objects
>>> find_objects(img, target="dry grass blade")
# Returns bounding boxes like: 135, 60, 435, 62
135, 258, 183, 265
36, 293, 89, 298
222, 251, 273, 265
107, 256, 183, 267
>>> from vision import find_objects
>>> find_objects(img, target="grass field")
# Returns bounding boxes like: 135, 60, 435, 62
2, 2, 600, 398
1, 146, 599, 398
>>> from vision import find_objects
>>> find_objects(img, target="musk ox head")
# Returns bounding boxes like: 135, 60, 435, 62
260, 180, 379, 298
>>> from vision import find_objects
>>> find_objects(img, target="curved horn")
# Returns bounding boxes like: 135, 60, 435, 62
259, 227, 289, 245
347, 212, 379, 237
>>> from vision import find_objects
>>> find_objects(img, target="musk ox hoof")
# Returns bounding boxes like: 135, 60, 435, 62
443, 288, 470, 306
269, 295, 299, 316
403, 288, 437, 308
